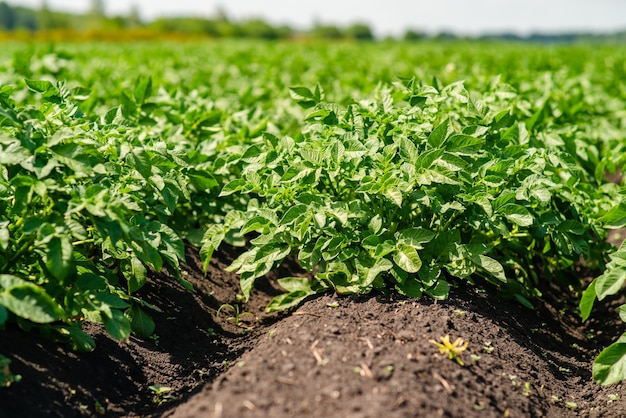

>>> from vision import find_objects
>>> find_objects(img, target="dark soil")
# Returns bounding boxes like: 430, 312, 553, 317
1, 244, 625, 418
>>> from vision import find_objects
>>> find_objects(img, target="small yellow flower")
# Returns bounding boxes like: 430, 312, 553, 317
429, 335, 469, 366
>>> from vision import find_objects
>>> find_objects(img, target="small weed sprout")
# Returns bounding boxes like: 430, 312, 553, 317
429, 335, 469, 366
196, 369, 209, 379
217, 303, 255, 328
523, 382, 532, 397
0, 355, 21, 388
149, 385, 175, 405
94, 401, 105, 415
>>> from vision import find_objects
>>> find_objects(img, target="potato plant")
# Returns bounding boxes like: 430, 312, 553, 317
0, 77, 216, 349
203, 79, 613, 311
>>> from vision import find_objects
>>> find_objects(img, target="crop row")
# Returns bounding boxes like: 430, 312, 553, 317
1, 41, 626, 383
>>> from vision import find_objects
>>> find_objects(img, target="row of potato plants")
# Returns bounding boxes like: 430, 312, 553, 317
1, 41, 626, 385
202, 78, 626, 385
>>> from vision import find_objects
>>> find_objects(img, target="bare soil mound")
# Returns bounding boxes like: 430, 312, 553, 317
1, 244, 625, 417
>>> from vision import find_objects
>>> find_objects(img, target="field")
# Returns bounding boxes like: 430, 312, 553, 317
1, 39, 626, 417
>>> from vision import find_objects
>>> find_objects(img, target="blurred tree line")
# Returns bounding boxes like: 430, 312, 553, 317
1, 1, 623, 42
0, 1, 383, 40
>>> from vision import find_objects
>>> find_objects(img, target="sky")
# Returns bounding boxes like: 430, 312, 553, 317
7, 0, 626, 37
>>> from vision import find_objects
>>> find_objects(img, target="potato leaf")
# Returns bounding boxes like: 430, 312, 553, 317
593, 334, 626, 386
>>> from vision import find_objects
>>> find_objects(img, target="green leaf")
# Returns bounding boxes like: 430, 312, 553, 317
66, 219, 87, 241
474, 255, 506, 282
0, 275, 34, 292
280, 205, 308, 224
368, 215, 382, 234
395, 276, 423, 298
102, 309, 131, 341
593, 334, 626, 385
428, 119, 450, 148
281, 163, 315, 182
599, 202, 626, 229
383, 188, 402, 207
304, 108, 327, 122
473, 196, 493, 216
66, 325, 96, 352
188, 171, 218, 191
557, 220, 585, 235
415, 148, 444, 169
276, 277, 313, 293
126, 305, 155, 338
426, 279, 450, 300
513, 293, 534, 309
313, 211, 327, 228
373, 240, 396, 258
76, 273, 106, 291
0, 278, 65, 323
579, 279, 597, 322
25, 79, 54, 94
265, 277, 317, 312
467, 95, 487, 118
0, 142, 30, 165
133, 76, 153, 104
397, 228, 436, 248
492, 192, 516, 211
239, 271, 257, 302
200, 225, 227, 272
159, 223, 185, 261
445, 134, 485, 154
500, 204, 533, 227
45, 236, 75, 281
595, 268, 626, 301
289, 86, 316, 108
266, 290, 313, 312
399, 137, 418, 162
415, 168, 460, 186
70, 86, 91, 100
132, 239, 163, 273
357, 257, 394, 289
96, 293, 130, 310
51, 143, 92, 177
328, 139, 345, 167
220, 179, 247, 196
120, 91, 137, 116
43, 324, 96, 352
290, 86, 315, 99
393, 245, 423, 273
328, 205, 349, 226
